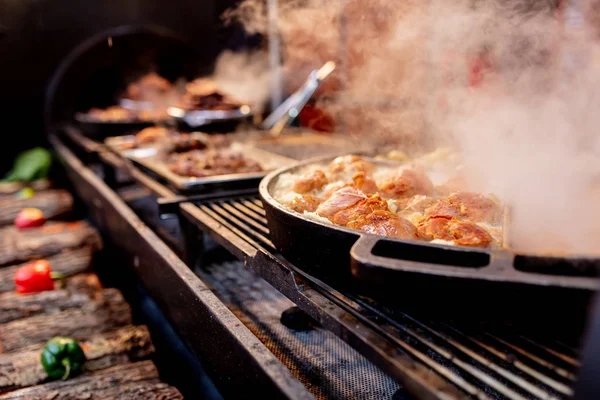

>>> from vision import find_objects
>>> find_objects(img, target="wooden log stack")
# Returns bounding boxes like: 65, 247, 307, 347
0, 188, 183, 399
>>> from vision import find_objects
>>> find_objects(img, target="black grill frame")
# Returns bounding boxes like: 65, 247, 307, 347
59, 126, 588, 400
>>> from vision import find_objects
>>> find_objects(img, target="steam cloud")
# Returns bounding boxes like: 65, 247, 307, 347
212, 50, 272, 112
226, 0, 600, 254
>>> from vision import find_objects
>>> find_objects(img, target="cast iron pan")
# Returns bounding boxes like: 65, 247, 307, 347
259, 155, 600, 325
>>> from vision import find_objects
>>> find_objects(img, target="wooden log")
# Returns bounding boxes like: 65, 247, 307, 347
0, 291, 131, 353
0, 360, 183, 400
0, 247, 94, 293
0, 282, 113, 324
0, 221, 102, 266
0, 180, 51, 196
0, 325, 155, 393
0, 190, 74, 226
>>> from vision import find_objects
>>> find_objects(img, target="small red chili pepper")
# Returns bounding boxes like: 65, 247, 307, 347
14, 260, 64, 294
15, 208, 46, 230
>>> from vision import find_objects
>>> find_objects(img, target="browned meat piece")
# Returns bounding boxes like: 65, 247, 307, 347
352, 171, 378, 194
448, 220, 493, 247
292, 170, 328, 193
170, 133, 208, 153
417, 216, 492, 247
347, 210, 417, 239
329, 155, 374, 175
448, 192, 502, 224
316, 187, 367, 218
168, 150, 263, 178
135, 127, 170, 144
378, 168, 434, 199
137, 108, 169, 121
125, 73, 173, 101
87, 106, 134, 122
179, 78, 244, 111
416, 215, 454, 241
330, 193, 389, 226
392, 195, 438, 213
424, 199, 459, 218
424, 192, 501, 224
289, 195, 322, 213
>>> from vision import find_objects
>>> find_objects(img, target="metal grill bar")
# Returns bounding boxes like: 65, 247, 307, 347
185, 195, 581, 400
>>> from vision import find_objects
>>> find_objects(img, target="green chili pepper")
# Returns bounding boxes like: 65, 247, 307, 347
40, 337, 86, 380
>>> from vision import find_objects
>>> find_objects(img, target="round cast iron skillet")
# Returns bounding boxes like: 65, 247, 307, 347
259, 155, 600, 327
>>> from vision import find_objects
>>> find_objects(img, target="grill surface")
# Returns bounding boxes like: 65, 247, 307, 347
187, 195, 582, 400
198, 260, 403, 400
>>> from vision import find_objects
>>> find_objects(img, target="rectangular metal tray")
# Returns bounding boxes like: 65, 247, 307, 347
107, 139, 297, 193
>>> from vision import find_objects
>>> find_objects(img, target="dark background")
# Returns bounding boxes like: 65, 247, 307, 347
0, 0, 257, 173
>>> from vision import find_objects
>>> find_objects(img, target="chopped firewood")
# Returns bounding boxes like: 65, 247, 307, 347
0, 360, 183, 400
0, 282, 115, 324
0, 292, 131, 353
0, 247, 95, 293
0, 325, 154, 393
0, 190, 74, 226
0, 222, 102, 266
0, 180, 51, 196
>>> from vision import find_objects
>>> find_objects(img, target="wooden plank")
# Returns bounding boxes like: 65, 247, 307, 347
0, 221, 101, 266
0, 180, 51, 196
0, 360, 183, 400
0, 190, 74, 226
0, 292, 131, 353
0, 247, 94, 293
0, 325, 155, 393
0, 282, 113, 324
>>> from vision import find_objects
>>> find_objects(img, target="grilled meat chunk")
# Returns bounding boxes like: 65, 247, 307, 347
136, 127, 170, 145
316, 187, 367, 218
168, 150, 263, 178
417, 215, 492, 247
329, 155, 374, 176
352, 171, 378, 194
424, 192, 501, 224
289, 195, 322, 213
330, 193, 389, 226
125, 73, 172, 101
347, 210, 417, 239
292, 170, 328, 194
379, 168, 434, 199
390, 195, 438, 214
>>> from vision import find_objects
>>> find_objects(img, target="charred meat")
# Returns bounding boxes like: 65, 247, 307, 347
168, 150, 263, 178
179, 78, 244, 111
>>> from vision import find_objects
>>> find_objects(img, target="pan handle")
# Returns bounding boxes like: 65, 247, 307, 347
350, 235, 492, 279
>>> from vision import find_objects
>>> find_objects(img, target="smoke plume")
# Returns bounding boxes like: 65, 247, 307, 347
226, 0, 600, 254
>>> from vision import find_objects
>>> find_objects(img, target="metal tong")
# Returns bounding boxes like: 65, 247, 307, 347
261, 61, 336, 136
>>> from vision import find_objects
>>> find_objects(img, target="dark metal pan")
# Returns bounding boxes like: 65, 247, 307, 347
259, 154, 599, 321
167, 106, 253, 133
74, 113, 165, 140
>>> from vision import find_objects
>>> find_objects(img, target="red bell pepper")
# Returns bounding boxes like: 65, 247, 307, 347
14, 260, 64, 294
15, 208, 46, 230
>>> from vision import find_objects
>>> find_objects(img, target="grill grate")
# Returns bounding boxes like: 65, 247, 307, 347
197, 260, 402, 400
189, 195, 582, 400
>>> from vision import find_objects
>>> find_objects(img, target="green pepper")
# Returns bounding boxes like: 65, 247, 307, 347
40, 337, 86, 380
